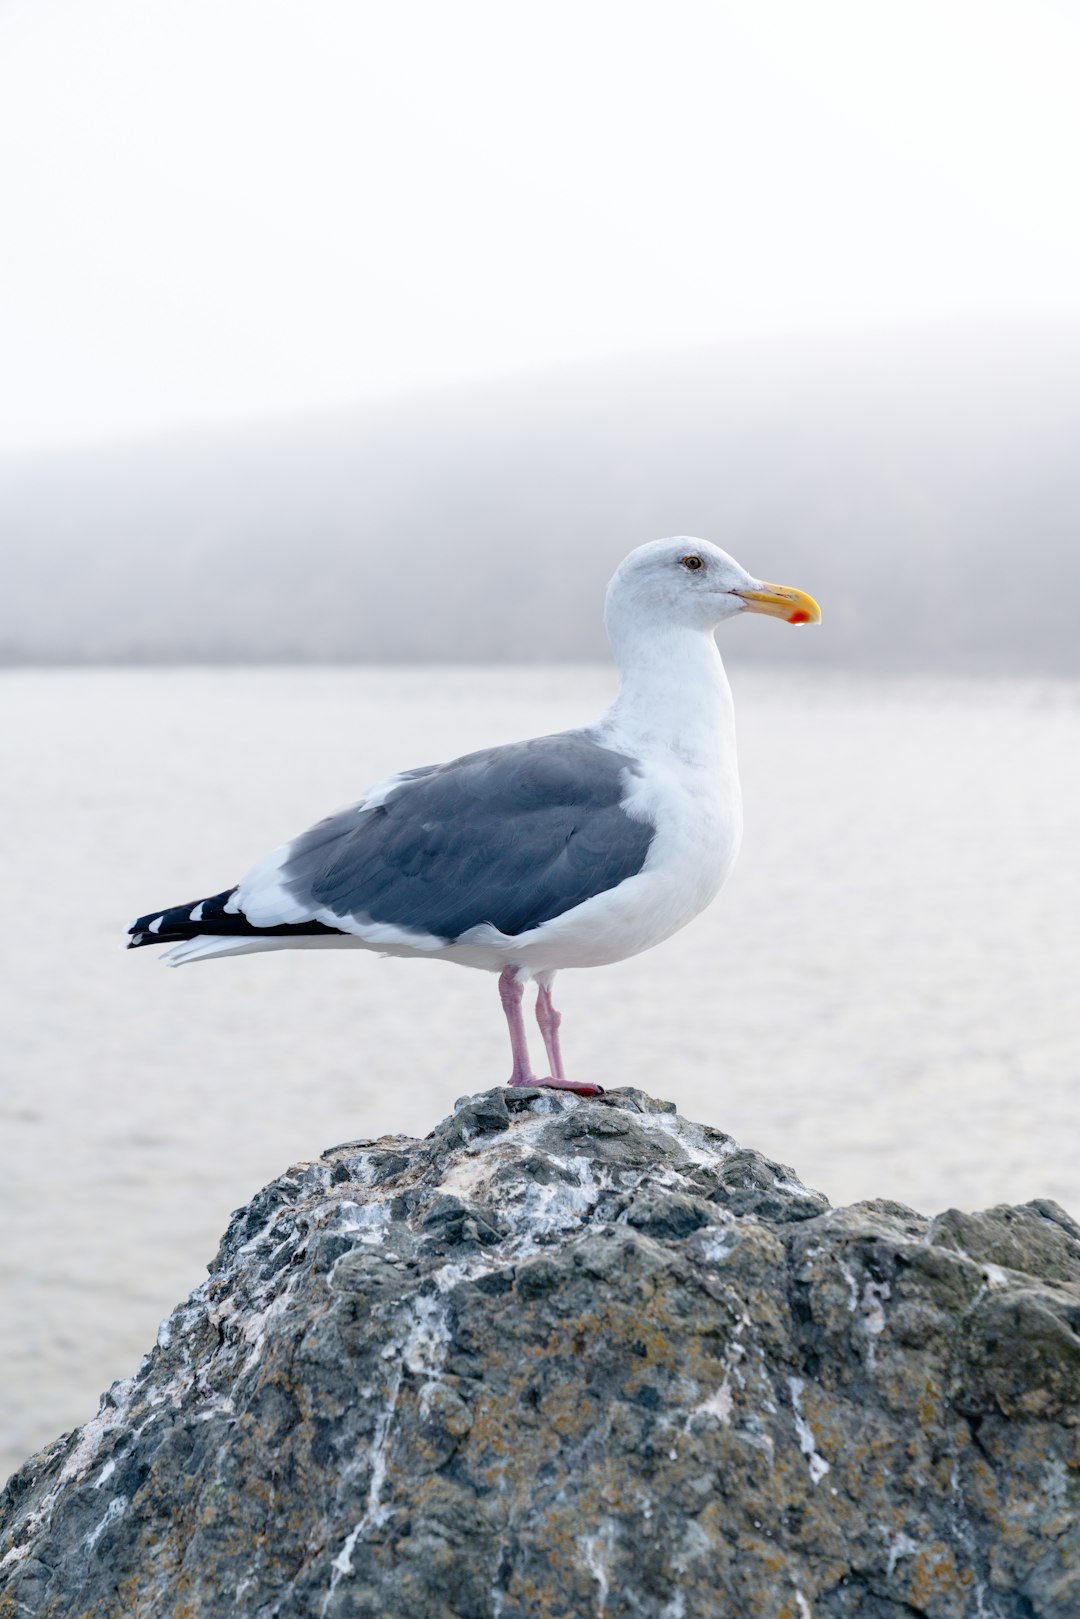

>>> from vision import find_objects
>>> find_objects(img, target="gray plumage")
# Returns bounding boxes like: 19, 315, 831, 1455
280, 731, 654, 941
130, 730, 656, 951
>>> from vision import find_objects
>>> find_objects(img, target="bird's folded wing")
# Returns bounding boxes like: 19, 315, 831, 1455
235, 731, 656, 944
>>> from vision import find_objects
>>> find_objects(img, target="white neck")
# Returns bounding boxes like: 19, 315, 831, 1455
596, 621, 737, 770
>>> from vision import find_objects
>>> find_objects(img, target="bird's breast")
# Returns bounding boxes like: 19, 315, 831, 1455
622, 751, 743, 925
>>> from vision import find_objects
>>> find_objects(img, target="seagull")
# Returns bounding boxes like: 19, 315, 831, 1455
128, 538, 819, 1095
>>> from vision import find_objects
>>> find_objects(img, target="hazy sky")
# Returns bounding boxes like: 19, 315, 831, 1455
2, 0, 1079, 450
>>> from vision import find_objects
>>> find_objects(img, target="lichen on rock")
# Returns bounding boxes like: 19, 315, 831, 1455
2, 1086, 1080, 1618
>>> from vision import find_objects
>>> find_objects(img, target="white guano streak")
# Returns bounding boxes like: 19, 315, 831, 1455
788, 1377, 830, 1485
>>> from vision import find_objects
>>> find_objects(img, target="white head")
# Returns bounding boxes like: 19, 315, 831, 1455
604, 537, 821, 647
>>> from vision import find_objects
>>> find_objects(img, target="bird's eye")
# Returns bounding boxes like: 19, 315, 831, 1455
680, 554, 704, 572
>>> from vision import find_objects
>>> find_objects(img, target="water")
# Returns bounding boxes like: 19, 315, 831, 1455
2, 664, 1079, 1480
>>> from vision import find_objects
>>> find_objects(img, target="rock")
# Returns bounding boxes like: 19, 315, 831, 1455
2, 1085, 1080, 1618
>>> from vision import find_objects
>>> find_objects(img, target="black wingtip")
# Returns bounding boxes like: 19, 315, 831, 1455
126, 888, 241, 947
124, 885, 344, 949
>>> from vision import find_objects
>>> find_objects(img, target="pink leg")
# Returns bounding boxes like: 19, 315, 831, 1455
533, 978, 604, 1097
499, 967, 536, 1086
535, 982, 567, 1079
498, 970, 603, 1096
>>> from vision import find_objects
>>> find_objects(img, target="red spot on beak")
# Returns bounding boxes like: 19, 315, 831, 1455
788, 609, 811, 625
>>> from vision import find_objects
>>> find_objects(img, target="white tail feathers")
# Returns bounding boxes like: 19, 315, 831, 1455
163, 935, 288, 966
163, 933, 366, 965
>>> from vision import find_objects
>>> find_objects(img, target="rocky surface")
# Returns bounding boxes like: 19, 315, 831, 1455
2, 1086, 1080, 1618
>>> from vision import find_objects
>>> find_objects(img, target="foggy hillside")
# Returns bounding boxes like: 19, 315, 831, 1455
2, 323, 1078, 672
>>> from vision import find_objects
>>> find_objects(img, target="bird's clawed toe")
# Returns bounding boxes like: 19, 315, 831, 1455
537, 1077, 606, 1097
505, 1075, 605, 1096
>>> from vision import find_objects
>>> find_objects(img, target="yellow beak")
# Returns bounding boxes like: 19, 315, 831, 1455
732, 582, 822, 626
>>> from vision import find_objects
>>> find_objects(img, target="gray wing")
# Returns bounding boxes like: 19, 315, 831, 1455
269, 731, 655, 942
